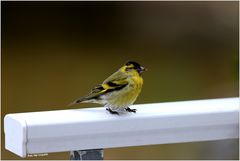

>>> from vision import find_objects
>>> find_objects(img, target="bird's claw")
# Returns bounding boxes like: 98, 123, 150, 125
106, 108, 119, 115
125, 107, 137, 113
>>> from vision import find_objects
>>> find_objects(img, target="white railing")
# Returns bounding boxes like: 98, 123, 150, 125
4, 97, 239, 158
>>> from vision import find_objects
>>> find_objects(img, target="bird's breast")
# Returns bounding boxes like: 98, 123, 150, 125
130, 76, 143, 89
127, 76, 143, 101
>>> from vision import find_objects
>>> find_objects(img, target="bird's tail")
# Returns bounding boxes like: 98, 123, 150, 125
68, 97, 90, 106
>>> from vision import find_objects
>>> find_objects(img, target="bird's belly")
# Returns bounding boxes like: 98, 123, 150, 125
103, 83, 142, 111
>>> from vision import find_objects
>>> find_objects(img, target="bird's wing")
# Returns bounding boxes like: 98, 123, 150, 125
90, 70, 129, 97
103, 69, 129, 86
87, 70, 129, 99
69, 70, 129, 105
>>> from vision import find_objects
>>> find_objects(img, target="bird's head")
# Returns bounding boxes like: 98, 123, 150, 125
121, 61, 146, 76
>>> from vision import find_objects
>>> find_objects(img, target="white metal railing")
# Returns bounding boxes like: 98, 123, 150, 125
4, 97, 239, 158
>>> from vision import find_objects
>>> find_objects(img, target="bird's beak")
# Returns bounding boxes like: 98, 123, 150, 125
139, 66, 147, 73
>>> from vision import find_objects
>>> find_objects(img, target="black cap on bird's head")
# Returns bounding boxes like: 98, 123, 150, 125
125, 61, 146, 73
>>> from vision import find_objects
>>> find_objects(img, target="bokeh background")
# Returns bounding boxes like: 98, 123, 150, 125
1, 1, 239, 160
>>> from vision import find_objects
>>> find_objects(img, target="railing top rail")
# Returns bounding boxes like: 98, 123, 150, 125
4, 97, 239, 157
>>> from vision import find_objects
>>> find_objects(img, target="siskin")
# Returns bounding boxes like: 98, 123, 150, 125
69, 61, 146, 114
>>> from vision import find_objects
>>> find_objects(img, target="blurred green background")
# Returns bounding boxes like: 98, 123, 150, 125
1, 1, 239, 160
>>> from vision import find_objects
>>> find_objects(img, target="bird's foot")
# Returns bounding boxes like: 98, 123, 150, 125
106, 108, 119, 115
125, 107, 137, 113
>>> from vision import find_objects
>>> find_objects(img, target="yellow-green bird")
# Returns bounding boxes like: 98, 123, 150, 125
69, 61, 146, 114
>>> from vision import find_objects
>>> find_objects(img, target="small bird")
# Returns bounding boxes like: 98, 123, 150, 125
69, 61, 146, 114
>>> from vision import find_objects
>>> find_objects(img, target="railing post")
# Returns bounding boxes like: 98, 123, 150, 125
70, 149, 103, 160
